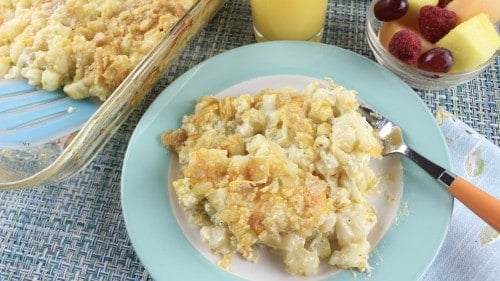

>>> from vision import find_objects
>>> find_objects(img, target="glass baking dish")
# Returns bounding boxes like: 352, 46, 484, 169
0, 0, 227, 190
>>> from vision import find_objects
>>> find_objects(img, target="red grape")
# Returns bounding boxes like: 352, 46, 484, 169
374, 0, 409, 21
438, 0, 453, 8
418, 48, 454, 73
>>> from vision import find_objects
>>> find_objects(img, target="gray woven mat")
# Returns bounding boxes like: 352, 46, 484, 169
0, 1, 498, 280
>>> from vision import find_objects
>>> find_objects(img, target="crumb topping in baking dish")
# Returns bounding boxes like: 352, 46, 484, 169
162, 80, 383, 276
0, 0, 195, 100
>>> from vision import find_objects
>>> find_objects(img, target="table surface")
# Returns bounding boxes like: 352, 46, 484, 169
1, 1, 499, 280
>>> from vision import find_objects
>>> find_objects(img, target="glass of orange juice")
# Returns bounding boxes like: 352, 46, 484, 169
250, 0, 328, 42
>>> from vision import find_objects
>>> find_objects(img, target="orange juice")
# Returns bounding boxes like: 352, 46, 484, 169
250, 0, 328, 42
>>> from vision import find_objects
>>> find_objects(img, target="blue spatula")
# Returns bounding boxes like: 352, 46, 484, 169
0, 79, 99, 148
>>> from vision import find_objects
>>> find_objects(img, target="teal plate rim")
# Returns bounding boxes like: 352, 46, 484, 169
121, 41, 453, 281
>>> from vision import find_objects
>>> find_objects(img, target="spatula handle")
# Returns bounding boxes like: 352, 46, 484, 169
448, 176, 500, 232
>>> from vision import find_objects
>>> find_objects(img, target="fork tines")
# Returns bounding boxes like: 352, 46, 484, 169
357, 103, 387, 129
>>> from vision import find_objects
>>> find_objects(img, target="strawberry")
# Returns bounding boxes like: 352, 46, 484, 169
388, 30, 422, 64
419, 5, 457, 43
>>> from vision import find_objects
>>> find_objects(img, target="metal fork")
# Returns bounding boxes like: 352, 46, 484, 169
358, 103, 500, 232
0, 79, 99, 148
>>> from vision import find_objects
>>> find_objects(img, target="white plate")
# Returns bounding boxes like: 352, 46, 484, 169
169, 75, 403, 281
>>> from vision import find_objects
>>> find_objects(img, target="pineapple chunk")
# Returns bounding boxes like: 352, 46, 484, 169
436, 13, 500, 73
400, 0, 439, 27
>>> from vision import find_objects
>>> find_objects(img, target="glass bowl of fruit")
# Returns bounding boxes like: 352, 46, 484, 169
366, 0, 499, 90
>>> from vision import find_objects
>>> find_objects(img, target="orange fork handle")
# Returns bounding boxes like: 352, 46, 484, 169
448, 177, 500, 232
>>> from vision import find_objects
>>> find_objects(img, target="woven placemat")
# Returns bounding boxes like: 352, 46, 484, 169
0, 1, 498, 280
